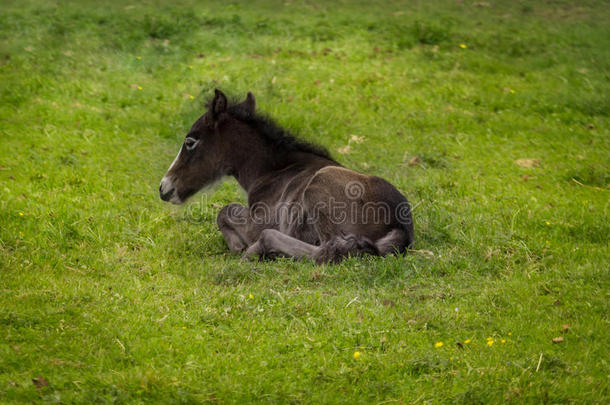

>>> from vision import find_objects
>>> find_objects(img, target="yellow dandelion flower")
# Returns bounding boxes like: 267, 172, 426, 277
182, 326, 186, 330
501, 339, 506, 344
353, 351, 361, 359
19, 212, 24, 216
435, 341, 444, 348
486, 337, 493, 341
487, 340, 494, 347
136, 56, 142, 60
464, 339, 471, 344
545, 221, 550, 225
459, 44, 467, 49
248, 294, 254, 299
188, 65, 193, 69
189, 95, 194, 100
508, 332, 512, 336
137, 86, 142, 91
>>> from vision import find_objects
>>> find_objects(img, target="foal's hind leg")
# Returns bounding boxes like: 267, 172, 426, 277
243, 229, 320, 261
243, 229, 382, 264
217, 204, 252, 252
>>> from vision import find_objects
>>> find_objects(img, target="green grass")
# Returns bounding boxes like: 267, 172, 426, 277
1, 0, 609, 402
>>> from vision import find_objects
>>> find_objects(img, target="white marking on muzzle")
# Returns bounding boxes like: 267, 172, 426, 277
160, 176, 174, 195
159, 176, 182, 204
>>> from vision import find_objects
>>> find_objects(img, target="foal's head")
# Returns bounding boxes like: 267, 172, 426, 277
159, 89, 255, 204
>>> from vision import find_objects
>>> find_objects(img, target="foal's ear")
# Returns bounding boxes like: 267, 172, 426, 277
211, 89, 228, 119
243, 92, 256, 114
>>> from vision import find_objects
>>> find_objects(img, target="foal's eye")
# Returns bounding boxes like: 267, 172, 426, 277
184, 137, 199, 151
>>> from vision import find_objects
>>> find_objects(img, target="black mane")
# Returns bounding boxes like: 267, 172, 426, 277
218, 98, 336, 162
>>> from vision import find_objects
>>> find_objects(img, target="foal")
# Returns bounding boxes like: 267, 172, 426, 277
160, 90, 413, 263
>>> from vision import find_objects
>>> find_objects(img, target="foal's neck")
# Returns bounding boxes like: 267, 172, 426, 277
225, 118, 336, 194
228, 134, 312, 193
227, 127, 274, 192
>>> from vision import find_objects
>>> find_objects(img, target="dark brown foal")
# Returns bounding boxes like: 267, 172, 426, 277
160, 90, 413, 263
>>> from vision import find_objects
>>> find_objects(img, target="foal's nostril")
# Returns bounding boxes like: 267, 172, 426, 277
159, 187, 175, 202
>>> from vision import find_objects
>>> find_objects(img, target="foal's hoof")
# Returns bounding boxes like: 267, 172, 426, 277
241, 253, 257, 262
242, 242, 263, 262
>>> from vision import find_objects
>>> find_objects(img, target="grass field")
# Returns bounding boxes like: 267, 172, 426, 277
1, 0, 609, 402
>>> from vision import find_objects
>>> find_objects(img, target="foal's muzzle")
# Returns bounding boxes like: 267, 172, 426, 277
159, 176, 180, 203
159, 185, 175, 202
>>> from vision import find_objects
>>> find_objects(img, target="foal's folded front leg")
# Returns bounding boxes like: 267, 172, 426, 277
243, 229, 321, 261
217, 203, 252, 252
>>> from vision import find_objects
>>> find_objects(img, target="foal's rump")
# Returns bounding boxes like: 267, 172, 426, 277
303, 166, 414, 262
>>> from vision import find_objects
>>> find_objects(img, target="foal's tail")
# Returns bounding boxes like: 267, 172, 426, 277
374, 228, 413, 255
375, 200, 415, 255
